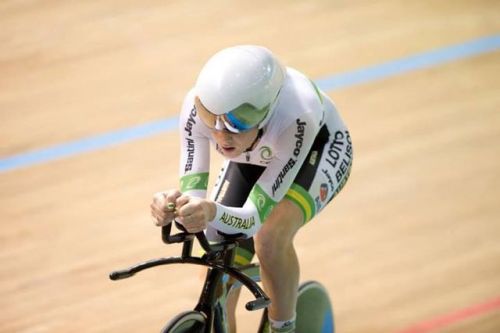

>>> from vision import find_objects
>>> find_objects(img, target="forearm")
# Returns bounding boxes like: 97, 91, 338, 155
209, 200, 262, 238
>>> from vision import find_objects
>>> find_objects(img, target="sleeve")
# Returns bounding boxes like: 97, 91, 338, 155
178, 90, 211, 198
208, 115, 319, 238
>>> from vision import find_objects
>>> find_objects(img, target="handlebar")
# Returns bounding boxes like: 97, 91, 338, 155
161, 222, 243, 253
110, 221, 270, 311
161, 222, 194, 244
246, 297, 272, 311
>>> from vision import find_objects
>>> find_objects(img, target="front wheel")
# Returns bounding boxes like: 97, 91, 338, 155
160, 310, 206, 333
296, 281, 334, 333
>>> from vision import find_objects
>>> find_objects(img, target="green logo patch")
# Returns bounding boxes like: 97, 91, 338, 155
180, 172, 209, 192
249, 184, 277, 223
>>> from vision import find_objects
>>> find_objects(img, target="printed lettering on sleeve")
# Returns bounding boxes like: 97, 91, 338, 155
184, 106, 197, 172
271, 118, 307, 196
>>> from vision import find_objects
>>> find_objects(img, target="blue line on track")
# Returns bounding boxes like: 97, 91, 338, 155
1, 34, 499, 173
0, 119, 178, 172
314, 34, 500, 91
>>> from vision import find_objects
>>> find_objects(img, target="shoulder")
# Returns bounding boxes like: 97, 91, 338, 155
179, 89, 196, 118
281, 68, 325, 113
264, 68, 324, 136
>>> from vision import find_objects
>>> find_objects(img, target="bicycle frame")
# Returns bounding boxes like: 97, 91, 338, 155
109, 222, 270, 333
194, 254, 262, 331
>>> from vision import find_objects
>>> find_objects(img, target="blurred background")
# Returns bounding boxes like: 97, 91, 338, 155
1, 1, 499, 332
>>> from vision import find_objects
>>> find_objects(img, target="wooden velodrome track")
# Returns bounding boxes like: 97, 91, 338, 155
1, 1, 499, 332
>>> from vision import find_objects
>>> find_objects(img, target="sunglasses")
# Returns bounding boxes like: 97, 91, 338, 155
194, 96, 270, 133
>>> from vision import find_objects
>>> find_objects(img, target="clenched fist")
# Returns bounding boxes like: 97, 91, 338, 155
150, 190, 181, 227
150, 190, 217, 233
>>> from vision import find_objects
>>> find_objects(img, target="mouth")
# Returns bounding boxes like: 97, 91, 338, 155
218, 145, 236, 154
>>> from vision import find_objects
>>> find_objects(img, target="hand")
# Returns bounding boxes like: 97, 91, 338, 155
175, 195, 216, 233
150, 190, 182, 227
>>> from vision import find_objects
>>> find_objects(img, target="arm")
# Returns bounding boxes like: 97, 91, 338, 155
178, 90, 211, 197
151, 90, 211, 228
209, 116, 319, 237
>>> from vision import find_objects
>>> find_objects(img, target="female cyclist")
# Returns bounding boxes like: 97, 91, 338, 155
151, 45, 352, 333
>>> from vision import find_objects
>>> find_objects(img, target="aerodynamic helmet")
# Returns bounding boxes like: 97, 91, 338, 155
194, 45, 286, 133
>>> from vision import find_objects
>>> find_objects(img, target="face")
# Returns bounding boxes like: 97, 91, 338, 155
210, 127, 260, 158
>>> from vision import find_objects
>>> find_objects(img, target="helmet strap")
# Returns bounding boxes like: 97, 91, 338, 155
245, 129, 264, 152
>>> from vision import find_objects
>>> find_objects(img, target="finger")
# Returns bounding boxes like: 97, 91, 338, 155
152, 206, 177, 227
164, 190, 183, 212
175, 195, 190, 209
186, 219, 204, 233
177, 216, 187, 229
151, 211, 165, 226
177, 196, 199, 215
179, 214, 194, 225
151, 210, 165, 227
177, 204, 194, 218
151, 204, 167, 220
152, 193, 164, 209
184, 214, 205, 232
150, 205, 160, 220
165, 190, 182, 204
151, 213, 159, 225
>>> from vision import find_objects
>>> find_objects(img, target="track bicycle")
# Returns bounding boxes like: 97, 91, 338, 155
109, 222, 335, 332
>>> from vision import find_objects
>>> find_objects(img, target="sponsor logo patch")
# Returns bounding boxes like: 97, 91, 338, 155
259, 146, 273, 164
320, 183, 329, 202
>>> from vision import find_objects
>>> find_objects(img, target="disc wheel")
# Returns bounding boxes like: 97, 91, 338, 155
296, 281, 334, 333
161, 310, 206, 333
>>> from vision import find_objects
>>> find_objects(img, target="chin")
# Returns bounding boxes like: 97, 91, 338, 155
224, 151, 243, 159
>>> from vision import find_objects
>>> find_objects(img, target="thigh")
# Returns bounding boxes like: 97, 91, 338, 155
285, 125, 353, 224
257, 197, 304, 242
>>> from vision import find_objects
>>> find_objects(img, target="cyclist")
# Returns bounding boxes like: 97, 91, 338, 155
151, 45, 352, 333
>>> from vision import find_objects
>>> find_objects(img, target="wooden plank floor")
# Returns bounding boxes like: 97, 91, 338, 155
1, 1, 499, 332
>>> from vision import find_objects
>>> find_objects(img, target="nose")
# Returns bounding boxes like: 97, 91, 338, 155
213, 130, 233, 144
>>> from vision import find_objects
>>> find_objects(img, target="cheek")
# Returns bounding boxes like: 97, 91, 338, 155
242, 131, 259, 145
231, 135, 249, 148
210, 132, 225, 143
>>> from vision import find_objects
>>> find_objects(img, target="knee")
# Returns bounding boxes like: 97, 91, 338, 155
254, 225, 286, 261
254, 201, 302, 264
254, 228, 288, 267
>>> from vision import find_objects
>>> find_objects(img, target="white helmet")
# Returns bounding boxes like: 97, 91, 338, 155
195, 45, 286, 132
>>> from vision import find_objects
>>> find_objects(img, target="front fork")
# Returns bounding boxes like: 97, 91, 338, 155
195, 266, 232, 333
